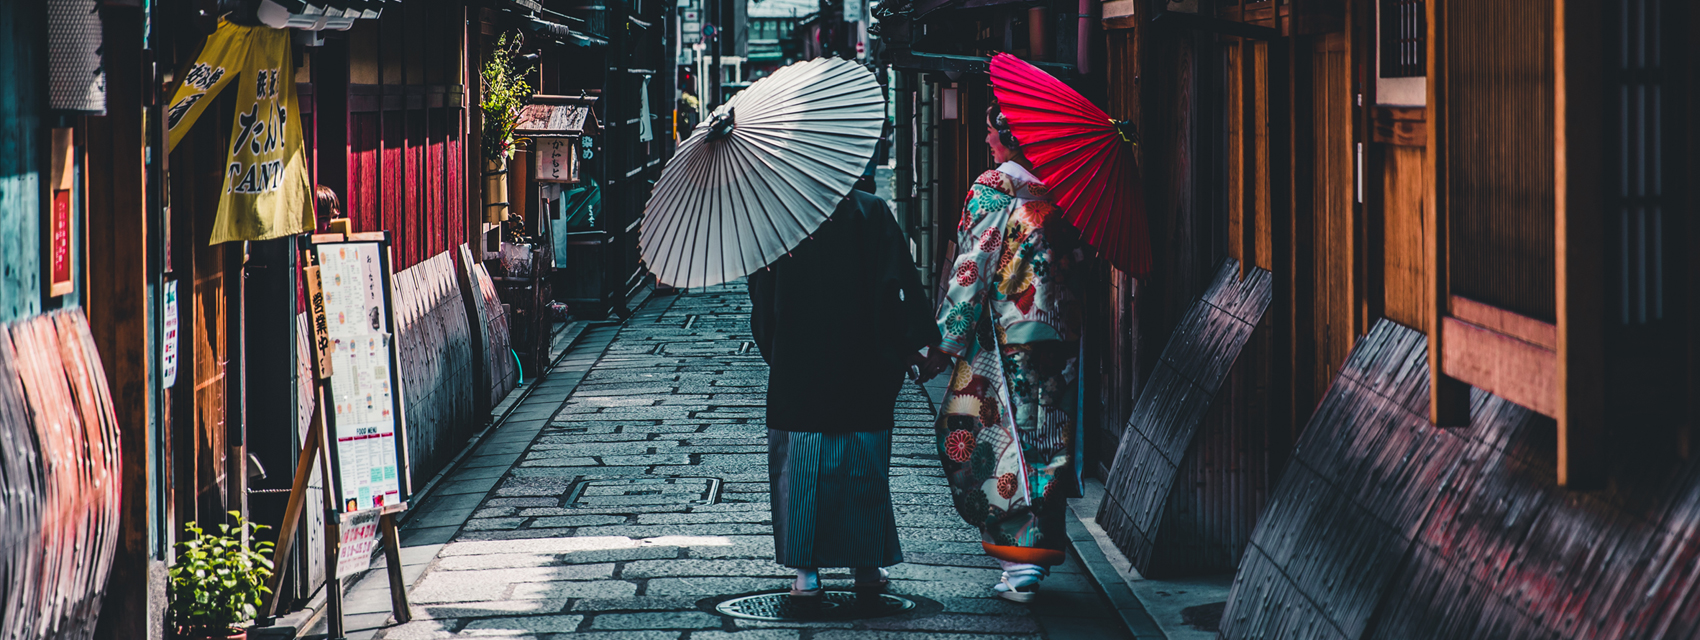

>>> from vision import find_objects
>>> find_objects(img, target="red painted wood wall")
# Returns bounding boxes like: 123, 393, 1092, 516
343, 3, 467, 271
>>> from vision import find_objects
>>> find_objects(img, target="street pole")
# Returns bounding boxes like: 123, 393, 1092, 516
710, 0, 722, 106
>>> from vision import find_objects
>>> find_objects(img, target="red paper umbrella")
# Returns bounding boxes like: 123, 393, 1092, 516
990, 52, 1151, 275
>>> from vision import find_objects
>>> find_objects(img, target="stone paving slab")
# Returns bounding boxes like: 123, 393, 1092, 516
315, 284, 1131, 640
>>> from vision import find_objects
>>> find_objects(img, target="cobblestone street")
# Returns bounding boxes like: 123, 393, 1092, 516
336, 284, 1129, 640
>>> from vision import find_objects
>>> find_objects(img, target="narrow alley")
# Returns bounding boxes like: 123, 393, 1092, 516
6, 2, 1697, 639
324, 284, 1130, 639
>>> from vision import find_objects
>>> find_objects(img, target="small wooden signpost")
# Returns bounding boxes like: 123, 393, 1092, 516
263, 231, 413, 638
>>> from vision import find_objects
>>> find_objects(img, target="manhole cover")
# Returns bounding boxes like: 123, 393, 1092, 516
716, 591, 916, 621
565, 477, 722, 508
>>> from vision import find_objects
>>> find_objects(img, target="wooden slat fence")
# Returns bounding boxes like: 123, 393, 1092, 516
0, 310, 123, 640
457, 244, 518, 415
1097, 258, 1275, 576
1220, 318, 1700, 639
392, 251, 476, 492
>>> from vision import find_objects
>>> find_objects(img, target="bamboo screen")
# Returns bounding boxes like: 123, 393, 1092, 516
1444, 0, 1556, 321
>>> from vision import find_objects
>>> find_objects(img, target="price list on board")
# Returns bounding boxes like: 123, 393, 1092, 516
315, 241, 406, 513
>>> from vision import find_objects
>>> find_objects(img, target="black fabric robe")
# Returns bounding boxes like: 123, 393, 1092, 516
748, 190, 940, 434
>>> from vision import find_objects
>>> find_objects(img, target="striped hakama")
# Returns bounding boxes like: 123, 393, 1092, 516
768, 429, 903, 569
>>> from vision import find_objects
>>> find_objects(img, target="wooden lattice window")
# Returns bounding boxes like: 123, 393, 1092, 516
1379, 0, 1425, 78
1608, 0, 1671, 326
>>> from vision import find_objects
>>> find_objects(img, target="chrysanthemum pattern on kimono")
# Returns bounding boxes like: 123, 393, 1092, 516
934, 162, 1081, 560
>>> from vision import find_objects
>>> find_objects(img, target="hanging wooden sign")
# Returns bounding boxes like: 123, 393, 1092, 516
534, 137, 580, 183
303, 264, 333, 379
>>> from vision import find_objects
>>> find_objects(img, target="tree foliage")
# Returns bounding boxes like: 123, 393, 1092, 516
480, 32, 535, 162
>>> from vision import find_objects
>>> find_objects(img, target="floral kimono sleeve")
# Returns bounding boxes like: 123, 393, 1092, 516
936, 172, 1015, 358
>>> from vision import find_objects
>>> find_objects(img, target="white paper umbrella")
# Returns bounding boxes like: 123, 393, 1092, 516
640, 57, 885, 288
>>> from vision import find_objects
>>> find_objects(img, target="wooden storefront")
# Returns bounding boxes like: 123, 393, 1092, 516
527, 0, 673, 319
1090, 6, 1700, 639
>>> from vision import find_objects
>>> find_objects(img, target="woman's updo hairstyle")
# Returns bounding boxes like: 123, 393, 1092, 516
987, 101, 1022, 153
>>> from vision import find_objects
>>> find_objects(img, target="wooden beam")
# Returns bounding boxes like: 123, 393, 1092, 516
315, 36, 350, 232
1267, 35, 1295, 446
1355, 0, 1385, 335
1425, 0, 1469, 426
466, 5, 485, 260
379, 512, 412, 623
1287, 35, 1318, 442
1253, 41, 1272, 272
1241, 40, 1259, 275
1449, 295, 1557, 350
1442, 316, 1558, 417
1225, 40, 1256, 278
1554, 0, 1605, 489
87, 5, 159, 640
1101, 15, 1139, 30
1372, 107, 1426, 146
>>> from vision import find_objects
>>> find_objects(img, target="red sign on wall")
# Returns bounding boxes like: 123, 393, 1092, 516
49, 190, 73, 297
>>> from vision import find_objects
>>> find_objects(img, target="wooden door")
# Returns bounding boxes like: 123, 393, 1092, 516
1376, 110, 1429, 331
169, 91, 237, 528
1310, 32, 1354, 399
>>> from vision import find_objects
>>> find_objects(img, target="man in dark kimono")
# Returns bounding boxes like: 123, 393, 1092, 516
748, 176, 939, 596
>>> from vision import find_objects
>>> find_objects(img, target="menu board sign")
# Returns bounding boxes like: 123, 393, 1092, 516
313, 239, 409, 514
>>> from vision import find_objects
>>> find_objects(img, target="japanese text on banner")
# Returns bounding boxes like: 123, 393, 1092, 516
161, 20, 313, 245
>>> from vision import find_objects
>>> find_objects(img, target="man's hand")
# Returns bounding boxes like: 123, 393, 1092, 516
905, 349, 928, 369
916, 347, 954, 383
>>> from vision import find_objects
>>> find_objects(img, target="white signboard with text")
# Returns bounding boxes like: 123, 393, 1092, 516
162, 280, 179, 389
314, 239, 409, 515
335, 508, 381, 578
534, 137, 579, 183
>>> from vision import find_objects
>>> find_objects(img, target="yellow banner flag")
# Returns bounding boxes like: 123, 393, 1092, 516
164, 22, 244, 152
164, 21, 314, 245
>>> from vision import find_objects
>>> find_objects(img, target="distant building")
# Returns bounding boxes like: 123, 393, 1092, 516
745, 0, 814, 79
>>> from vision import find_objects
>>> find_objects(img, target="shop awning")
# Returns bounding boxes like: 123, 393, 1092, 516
257, 0, 392, 30
889, 50, 1073, 78
525, 14, 610, 48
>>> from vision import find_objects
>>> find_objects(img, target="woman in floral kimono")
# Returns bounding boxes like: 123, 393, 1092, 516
923, 102, 1083, 602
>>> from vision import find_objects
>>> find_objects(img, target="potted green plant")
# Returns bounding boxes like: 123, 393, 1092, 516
168, 514, 275, 640
480, 31, 534, 224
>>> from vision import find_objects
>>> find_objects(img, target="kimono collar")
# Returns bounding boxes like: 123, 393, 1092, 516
998, 161, 1049, 200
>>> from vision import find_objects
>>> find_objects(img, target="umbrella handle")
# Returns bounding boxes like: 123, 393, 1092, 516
706, 107, 737, 142
1111, 119, 1139, 145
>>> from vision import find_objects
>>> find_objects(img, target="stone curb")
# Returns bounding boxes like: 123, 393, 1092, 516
287, 287, 666, 639
911, 378, 1166, 640
1065, 512, 1166, 639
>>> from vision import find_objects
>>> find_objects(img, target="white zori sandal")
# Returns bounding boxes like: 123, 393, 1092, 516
993, 563, 1049, 603
791, 568, 823, 598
